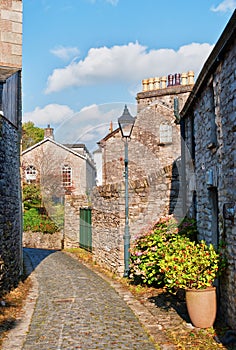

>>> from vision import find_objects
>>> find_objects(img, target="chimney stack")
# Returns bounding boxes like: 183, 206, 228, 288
44, 124, 54, 139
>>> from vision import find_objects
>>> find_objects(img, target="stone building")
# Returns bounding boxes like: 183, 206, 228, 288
22, 126, 96, 246
0, 0, 23, 295
180, 10, 236, 328
65, 71, 194, 274
99, 72, 194, 190
22, 125, 96, 197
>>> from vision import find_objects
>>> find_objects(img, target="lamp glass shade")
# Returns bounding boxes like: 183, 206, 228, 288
118, 105, 135, 138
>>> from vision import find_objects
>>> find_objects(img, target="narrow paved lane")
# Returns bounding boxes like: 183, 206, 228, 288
20, 248, 156, 350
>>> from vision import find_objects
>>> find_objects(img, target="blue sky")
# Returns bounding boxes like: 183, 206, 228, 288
22, 0, 235, 152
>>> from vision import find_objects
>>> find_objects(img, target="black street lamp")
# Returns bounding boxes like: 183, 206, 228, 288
118, 105, 136, 277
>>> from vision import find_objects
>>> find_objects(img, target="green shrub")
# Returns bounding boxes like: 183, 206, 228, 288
23, 208, 59, 234
23, 184, 42, 210
22, 183, 62, 234
159, 237, 220, 290
45, 203, 64, 230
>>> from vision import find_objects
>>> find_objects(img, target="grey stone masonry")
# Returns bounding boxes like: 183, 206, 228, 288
181, 11, 236, 329
64, 194, 88, 248
0, 0, 22, 296
0, 114, 22, 295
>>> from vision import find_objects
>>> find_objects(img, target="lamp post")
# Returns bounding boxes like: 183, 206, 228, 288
118, 105, 135, 277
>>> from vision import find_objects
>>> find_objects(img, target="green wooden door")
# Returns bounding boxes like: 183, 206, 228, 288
80, 208, 92, 252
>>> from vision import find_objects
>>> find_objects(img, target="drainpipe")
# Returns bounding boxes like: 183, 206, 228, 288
174, 97, 180, 123
180, 118, 187, 216
0, 82, 4, 116
174, 97, 187, 217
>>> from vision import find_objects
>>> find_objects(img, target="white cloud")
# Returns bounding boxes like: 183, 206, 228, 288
76, 123, 110, 143
54, 102, 136, 151
45, 41, 213, 94
50, 46, 80, 61
128, 82, 142, 98
106, 0, 119, 5
76, 104, 124, 122
23, 103, 136, 151
211, 0, 236, 12
23, 104, 74, 126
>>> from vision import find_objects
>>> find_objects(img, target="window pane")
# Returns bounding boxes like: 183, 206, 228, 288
25, 165, 37, 181
62, 165, 72, 187
160, 124, 172, 143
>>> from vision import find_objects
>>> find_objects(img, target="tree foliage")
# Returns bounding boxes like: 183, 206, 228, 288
22, 121, 44, 151
22, 183, 61, 234
23, 183, 42, 210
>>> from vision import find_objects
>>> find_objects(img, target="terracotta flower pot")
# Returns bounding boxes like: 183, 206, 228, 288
186, 286, 217, 328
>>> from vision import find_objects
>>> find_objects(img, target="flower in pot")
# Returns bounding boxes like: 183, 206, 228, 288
159, 236, 226, 328
159, 237, 221, 290
129, 216, 199, 286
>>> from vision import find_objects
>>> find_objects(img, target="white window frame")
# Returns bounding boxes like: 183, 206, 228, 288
25, 165, 37, 182
62, 165, 72, 188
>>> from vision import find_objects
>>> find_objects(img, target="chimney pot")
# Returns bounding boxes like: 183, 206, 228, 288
160, 76, 167, 89
168, 74, 174, 86
154, 77, 160, 89
188, 71, 194, 84
142, 79, 149, 92
181, 73, 188, 85
175, 73, 181, 85
148, 78, 154, 90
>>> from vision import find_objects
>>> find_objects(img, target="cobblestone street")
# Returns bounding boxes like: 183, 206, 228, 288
2, 249, 158, 350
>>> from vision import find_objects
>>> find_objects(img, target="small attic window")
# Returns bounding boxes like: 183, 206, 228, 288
160, 124, 172, 144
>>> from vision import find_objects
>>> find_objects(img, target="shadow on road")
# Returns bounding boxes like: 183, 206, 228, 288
23, 247, 59, 278
148, 290, 191, 323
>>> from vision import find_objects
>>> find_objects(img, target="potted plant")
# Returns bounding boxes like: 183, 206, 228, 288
159, 236, 226, 328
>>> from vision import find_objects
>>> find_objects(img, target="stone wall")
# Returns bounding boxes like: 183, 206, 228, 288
64, 161, 180, 276
23, 231, 63, 250
91, 183, 123, 275
0, 115, 22, 295
64, 194, 89, 248
182, 18, 236, 328
92, 163, 181, 275
0, 0, 22, 296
